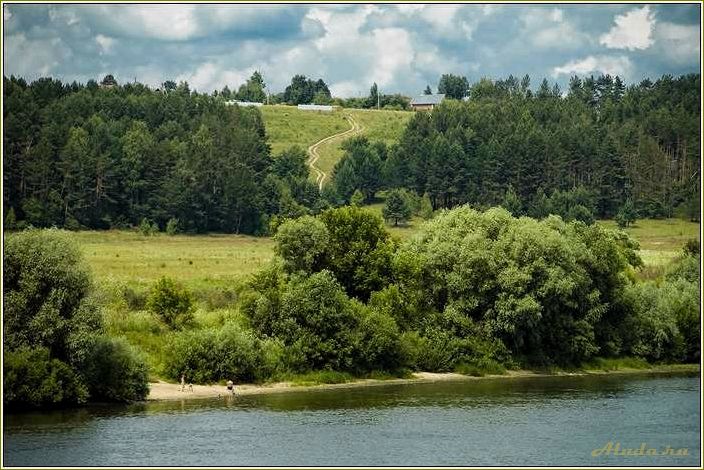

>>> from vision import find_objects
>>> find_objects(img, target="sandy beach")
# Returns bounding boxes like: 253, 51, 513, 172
146, 366, 699, 401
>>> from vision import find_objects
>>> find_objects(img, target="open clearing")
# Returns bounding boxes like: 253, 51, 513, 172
73, 218, 698, 289
261, 105, 413, 185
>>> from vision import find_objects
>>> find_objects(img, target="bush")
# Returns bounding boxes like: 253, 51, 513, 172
4, 347, 89, 408
352, 305, 402, 372
683, 239, 700, 257
165, 218, 180, 236
163, 323, 272, 383
139, 218, 158, 236
350, 189, 365, 207
146, 277, 194, 329
81, 336, 150, 402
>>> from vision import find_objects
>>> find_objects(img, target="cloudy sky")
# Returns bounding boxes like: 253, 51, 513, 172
3, 3, 700, 97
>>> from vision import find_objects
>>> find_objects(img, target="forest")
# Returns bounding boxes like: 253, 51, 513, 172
332, 74, 701, 221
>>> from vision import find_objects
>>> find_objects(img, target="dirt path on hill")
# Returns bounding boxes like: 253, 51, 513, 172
307, 114, 363, 190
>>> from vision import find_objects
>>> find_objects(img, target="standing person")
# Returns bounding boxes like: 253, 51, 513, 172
226, 379, 234, 396
180, 374, 186, 392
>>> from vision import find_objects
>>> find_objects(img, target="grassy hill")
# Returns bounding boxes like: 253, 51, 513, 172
260, 105, 413, 185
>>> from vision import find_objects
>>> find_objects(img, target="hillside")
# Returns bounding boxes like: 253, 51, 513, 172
260, 105, 413, 185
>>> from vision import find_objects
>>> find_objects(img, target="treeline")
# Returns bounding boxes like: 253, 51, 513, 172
164, 206, 700, 384
3, 76, 322, 233
331, 73, 700, 221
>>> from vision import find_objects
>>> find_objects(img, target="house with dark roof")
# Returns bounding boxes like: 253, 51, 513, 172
410, 93, 445, 111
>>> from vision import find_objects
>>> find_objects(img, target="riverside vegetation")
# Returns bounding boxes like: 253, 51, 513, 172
2, 72, 701, 409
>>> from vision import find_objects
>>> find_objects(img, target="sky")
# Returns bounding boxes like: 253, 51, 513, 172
2, 3, 701, 97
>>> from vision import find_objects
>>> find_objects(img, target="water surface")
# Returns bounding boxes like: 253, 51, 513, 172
4, 372, 700, 466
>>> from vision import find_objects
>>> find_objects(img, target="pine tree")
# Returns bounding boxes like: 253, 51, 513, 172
382, 189, 412, 226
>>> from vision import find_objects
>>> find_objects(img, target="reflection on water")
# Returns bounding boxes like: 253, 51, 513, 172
4, 372, 700, 466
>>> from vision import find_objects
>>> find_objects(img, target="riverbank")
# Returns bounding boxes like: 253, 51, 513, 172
146, 364, 699, 401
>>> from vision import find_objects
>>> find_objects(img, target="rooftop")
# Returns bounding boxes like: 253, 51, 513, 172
410, 94, 445, 106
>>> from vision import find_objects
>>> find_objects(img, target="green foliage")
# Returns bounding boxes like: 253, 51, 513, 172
438, 74, 470, 100
139, 218, 159, 236
3, 229, 95, 357
3, 347, 89, 408
616, 199, 637, 228
683, 239, 700, 257
319, 206, 395, 300
332, 137, 384, 203
165, 218, 180, 236
146, 277, 195, 329
283, 75, 331, 105
382, 189, 413, 226
395, 206, 641, 366
350, 190, 365, 207
501, 184, 522, 216
418, 192, 434, 220
5, 206, 17, 230
274, 216, 329, 274
80, 336, 150, 402
272, 271, 360, 371
623, 278, 699, 362
163, 323, 278, 383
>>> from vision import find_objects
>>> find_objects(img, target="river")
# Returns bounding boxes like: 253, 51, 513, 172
4, 372, 700, 466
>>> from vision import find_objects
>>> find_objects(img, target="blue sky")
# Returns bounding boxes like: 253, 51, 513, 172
3, 3, 700, 97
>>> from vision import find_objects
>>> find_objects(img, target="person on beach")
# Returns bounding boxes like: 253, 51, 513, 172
226, 379, 234, 396
180, 374, 186, 392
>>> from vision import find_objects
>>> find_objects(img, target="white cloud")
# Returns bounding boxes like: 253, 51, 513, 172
176, 62, 253, 93
4, 6, 12, 21
521, 8, 589, 50
95, 34, 115, 54
422, 4, 461, 30
654, 22, 700, 65
600, 6, 655, 50
4, 33, 71, 78
552, 55, 633, 78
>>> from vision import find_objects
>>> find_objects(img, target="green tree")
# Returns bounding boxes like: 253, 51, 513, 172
274, 215, 330, 274
438, 74, 469, 99
615, 199, 637, 228
146, 277, 195, 329
382, 189, 412, 226
501, 184, 522, 216
319, 206, 395, 300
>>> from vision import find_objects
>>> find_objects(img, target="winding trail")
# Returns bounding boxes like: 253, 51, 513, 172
307, 114, 363, 190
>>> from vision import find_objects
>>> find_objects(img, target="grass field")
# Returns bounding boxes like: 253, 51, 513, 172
597, 218, 699, 267
259, 105, 348, 156
260, 105, 413, 185
72, 231, 275, 289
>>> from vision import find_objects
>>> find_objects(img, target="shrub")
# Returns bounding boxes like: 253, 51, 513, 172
163, 323, 271, 383
350, 189, 365, 207
683, 239, 700, 257
81, 336, 150, 402
165, 218, 180, 236
139, 218, 158, 236
146, 277, 194, 329
352, 305, 402, 372
616, 199, 637, 228
3, 347, 88, 408
4, 207, 17, 230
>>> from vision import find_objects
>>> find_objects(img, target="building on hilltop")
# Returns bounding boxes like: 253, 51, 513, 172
410, 93, 445, 111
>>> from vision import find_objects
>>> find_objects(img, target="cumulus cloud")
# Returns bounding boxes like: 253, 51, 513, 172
552, 55, 633, 78
600, 6, 656, 50
653, 22, 700, 64
2, 4, 699, 96
95, 34, 115, 54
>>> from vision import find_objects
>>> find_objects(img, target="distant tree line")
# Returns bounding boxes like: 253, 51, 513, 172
3, 75, 324, 233
330, 73, 700, 221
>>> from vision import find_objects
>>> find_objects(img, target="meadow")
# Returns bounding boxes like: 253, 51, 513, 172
261, 105, 413, 185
